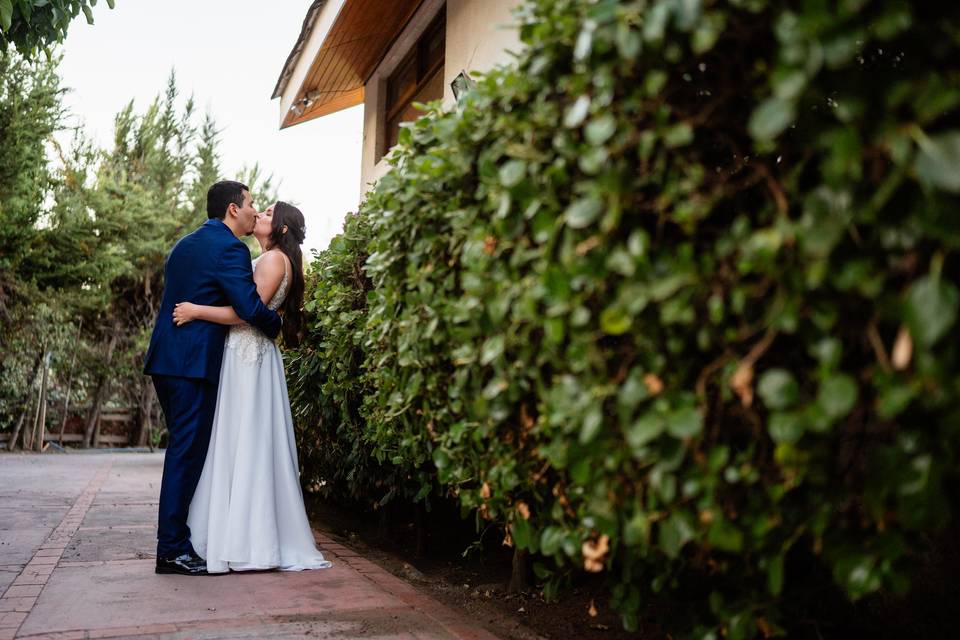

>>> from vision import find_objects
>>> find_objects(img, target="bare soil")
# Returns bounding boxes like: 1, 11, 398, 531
304, 495, 657, 640
306, 493, 960, 640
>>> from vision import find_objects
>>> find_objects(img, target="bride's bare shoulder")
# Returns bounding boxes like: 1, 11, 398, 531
260, 249, 291, 271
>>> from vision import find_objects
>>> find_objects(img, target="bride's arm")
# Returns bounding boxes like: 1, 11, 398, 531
173, 251, 288, 327
173, 303, 242, 326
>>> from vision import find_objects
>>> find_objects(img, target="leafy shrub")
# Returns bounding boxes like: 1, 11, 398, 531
290, 0, 960, 635
287, 212, 387, 507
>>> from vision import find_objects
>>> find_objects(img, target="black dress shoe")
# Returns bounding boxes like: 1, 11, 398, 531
156, 552, 208, 576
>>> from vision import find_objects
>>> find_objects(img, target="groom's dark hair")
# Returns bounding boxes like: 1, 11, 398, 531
206, 180, 249, 219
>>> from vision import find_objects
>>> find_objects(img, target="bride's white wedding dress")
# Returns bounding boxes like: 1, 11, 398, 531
187, 254, 332, 573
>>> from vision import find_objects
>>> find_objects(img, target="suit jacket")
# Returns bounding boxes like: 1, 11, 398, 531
144, 218, 282, 384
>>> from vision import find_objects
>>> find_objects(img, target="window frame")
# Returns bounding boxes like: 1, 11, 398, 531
378, 7, 446, 161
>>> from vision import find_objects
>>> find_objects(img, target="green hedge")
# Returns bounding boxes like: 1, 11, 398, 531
289, 0, 960, 636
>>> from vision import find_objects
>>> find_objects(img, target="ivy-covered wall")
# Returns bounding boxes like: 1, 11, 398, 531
289, 0, 960, 636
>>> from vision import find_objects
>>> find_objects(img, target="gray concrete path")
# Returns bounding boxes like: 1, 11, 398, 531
0, 452, 500, 640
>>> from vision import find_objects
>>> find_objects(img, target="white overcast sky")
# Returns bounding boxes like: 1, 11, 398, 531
57, 0, 364, 257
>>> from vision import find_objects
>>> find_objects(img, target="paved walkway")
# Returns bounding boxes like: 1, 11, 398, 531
0, 452, 500, 640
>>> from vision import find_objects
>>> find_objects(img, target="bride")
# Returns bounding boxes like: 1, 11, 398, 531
172, 201, 332, 573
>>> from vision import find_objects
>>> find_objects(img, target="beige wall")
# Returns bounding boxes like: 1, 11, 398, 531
442, 0, 523, 104
359, 0, 523, 194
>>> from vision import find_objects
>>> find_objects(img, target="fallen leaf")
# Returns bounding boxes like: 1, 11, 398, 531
516, 501, 531, 520
582, 534, 610, 573
730, 362, 754, 407
643, 373, 665, 395
892, 325, 913, 370
757, 616, 775, 638
588, 599, 598, 617
576, 235, 602, 255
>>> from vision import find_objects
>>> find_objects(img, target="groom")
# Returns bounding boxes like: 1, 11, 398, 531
144, 180, 282, 575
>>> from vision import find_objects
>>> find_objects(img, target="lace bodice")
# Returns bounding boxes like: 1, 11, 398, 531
224, 253, 289, 365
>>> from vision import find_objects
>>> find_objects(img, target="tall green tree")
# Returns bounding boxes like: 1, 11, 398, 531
0, 0, 115, 57
2, 59, 281, 448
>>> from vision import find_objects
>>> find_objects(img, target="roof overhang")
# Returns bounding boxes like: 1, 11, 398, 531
273, 0, 426, 129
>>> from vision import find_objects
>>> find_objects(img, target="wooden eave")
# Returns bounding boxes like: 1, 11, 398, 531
278, 0, 426, 129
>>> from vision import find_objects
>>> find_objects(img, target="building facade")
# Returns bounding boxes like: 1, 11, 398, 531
272, 0, 522, 194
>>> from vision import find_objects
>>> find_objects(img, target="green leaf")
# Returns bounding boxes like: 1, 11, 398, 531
810, 337, 841, 368
600, 305, 631, 335
564, 95, 591, 128
0, 0, 13, 31
748, 97, 796, 141
432, 447, 450, 470
480, 335, 505, 365
81, 3, 94, 24
757, 369, 800, 410
616, 22, 642, 59
817, 373, 858, 419
877, 383, 915, 419
540, 526, 566, 556
835, 554, 882, 600
905, 275, 960, 348
767, 554, 785, 596
707, 520, 743, 553
618, 369, 650, 410
623, 511, 649, 547
574, 20, 595, 61
666, 406, 702, 439
663, 122, 693, 148
915, 131, 960, 192
626, 411, 664, 449
658, 512, 694, 559
768, 411, 803, 444
727, 613, 754, 640
499, 159, 526, 188
580, 405, 604, 444
585, 114, 617, 146
511, 518, 532, 550
565, 197, 604, 228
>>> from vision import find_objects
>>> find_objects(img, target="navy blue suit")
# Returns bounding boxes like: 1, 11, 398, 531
144, 218, 281, 558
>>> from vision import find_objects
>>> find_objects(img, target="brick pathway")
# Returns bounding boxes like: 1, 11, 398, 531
0, 452, 500, 639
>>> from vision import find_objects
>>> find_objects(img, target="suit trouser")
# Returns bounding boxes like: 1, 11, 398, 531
151, 375, 218, 558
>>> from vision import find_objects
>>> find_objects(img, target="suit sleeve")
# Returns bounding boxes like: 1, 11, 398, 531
215, 242, 282, 339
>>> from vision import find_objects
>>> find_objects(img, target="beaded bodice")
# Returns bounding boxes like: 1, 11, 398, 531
223, 254, 289, 365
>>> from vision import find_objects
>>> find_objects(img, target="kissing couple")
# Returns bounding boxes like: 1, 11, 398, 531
143, 180, 332, 575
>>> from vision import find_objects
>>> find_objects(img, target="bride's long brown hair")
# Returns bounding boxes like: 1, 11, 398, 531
266, 201, 306, 347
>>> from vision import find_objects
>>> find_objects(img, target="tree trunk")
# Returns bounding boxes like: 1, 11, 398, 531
7, 411, 26, 452
508, 548, 533, 594
135, 380, 154, 447
147, 400, 160, 452
8, 351, 43, 450
26, 372, 43, 450
83, 329, 120, 448
57, 319, 83, 444
32, 352, 50, 452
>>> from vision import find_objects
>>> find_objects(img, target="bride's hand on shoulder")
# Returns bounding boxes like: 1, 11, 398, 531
173, 302, 200, 326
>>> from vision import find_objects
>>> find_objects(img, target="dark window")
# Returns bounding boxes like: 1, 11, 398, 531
382, 8, 446, 160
